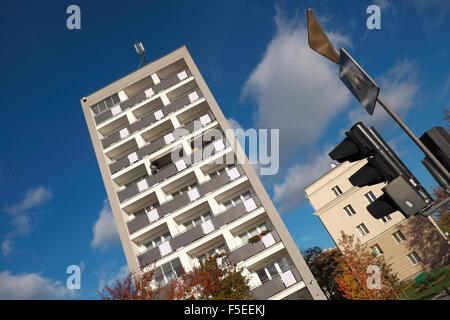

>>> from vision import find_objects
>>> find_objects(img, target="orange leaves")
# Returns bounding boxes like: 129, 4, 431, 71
334, 232, 401, 300
166, 253, 251, 300
98, 254, 251, 300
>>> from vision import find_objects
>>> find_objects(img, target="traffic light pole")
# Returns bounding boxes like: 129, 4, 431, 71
376, 96, 450, 185
306, 8, 450, 190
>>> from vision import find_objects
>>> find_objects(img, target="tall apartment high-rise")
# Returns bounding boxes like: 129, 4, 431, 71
80, 46, 325, 300
304, 160, 450, 281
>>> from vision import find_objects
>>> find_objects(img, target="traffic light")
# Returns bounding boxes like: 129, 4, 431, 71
420, 126, 450, 191
329, 122, 431, 219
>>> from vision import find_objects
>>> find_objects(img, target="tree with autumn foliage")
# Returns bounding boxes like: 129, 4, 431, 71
302, 246, 341, 299
430, 109, 450, 237
98, 268, 166, 300
98, 253, 251, 300
334, 232, 401, 300
432, 185, 450, 237
167, 253, 252, 300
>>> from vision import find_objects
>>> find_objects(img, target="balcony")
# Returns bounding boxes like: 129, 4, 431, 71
128, 162, 243, 235
228, 230, 281, 265
94, 69, 193, 126
118, 136, 230, 203
109, 110, 216, 175
137, 192, 261, 268
250, 266, 302, 300
101, 87, 203, 150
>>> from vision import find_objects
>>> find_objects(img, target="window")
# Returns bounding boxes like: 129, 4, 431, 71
370, 244, 384, 257
255, 257, 291, 284
170, 182, 198, 198
364, 191, 377, 203
90, 93, 121, 115
266, 263, 278, 278
381, 214, 392, 223
153, 258, 184, 285
393, 231, 406, 244
208, 165, 233, 179
238, 222, 268, 245
183, 211, 212, 231
344, 204, 356, 217
407, 252, 422, 265
356, 223, 370, 236
277, 257, 290, 272
332, 185, 343, 197
144, 232, 172, 250
256, 268, 269, 283
222, 190, 252, 210
134, 201, 159, 217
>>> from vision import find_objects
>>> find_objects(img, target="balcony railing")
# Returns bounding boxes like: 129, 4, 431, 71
94, 69, 193, 126
127, 163, 243, 236
117, 136, 231, 204
250, 266, 302, 300
101, 87, 203, 150
109, 111, 216, 175
137, 192, 262, 268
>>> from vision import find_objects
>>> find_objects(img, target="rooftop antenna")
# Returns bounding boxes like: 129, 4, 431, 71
134, 42, 147, 68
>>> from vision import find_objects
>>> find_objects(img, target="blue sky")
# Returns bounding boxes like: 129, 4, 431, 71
0, 0, 448, 299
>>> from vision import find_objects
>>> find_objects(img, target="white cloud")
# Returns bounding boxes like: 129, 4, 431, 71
0, 270, 76, 300
441, 74, 450, 98
227, 118, 244, 132
347, 60, 419, 129
97, 263, 129, 293
241, 8, 351, 160
4, 186, 53, 214
1, 238, 12, 257
91, 200, 119, 250
2, 214, 32, 257
10, 214, 31, 236
297, 234, 314, 242
374, 0, 390, 10
273, 148, 334, 213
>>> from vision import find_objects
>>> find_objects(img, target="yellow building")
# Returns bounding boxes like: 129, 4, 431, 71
304, 160, 450, 281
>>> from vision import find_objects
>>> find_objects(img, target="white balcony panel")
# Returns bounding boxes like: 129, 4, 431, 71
148, 208, 159, 222
119, 128, 130, 139
227, 167, 240, 181
262, 233, 276, 248
281, 270, 296, 288
137, 180, 149, 192
159, 241, 172, 257
243, 198, 257, 212
128, 152, 138, 164
188, 187, 200, 201
201, 220, 214, 235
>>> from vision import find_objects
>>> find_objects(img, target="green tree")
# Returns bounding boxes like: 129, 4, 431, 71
302, 246, 341, 298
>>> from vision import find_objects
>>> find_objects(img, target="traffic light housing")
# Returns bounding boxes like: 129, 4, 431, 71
329, 122, 431, 219
420, 126, 450, 190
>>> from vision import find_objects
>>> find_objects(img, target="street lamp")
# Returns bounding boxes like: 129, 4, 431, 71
306, 8, 450, 188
